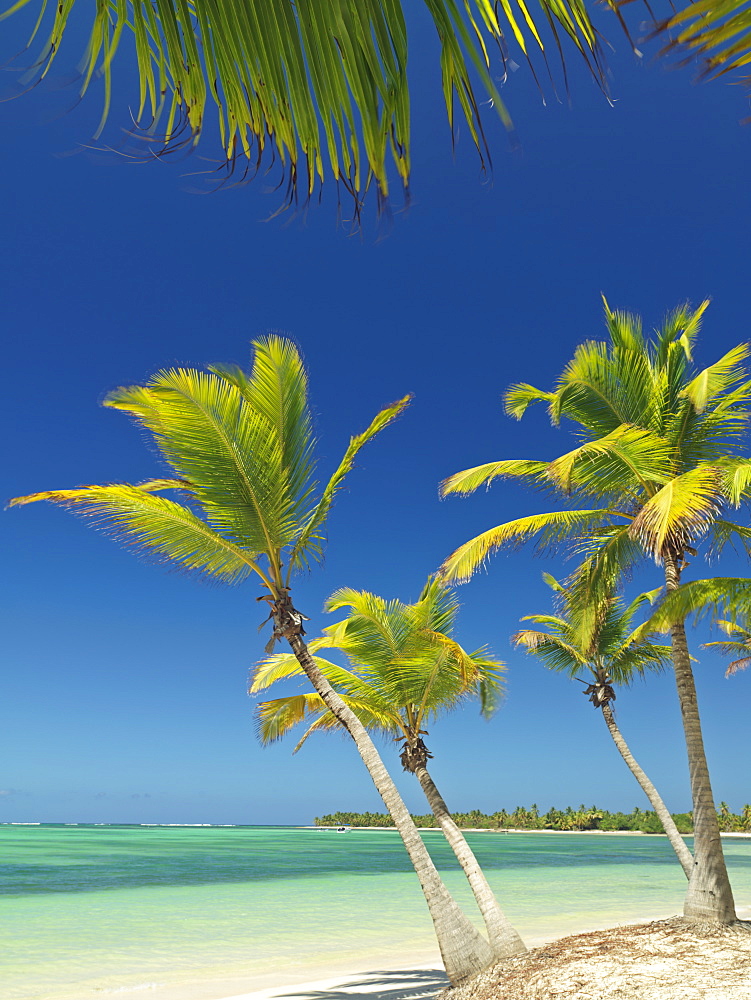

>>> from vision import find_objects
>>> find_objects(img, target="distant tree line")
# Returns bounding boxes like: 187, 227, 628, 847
316, 803, 751, 834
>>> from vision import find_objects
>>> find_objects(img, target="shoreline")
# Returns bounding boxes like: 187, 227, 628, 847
102, 903, 750, 1000
306, 826, 751, 838
219, 903, 751, 1000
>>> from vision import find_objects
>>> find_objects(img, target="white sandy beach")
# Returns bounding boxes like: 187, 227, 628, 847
194, 905, 751, 1000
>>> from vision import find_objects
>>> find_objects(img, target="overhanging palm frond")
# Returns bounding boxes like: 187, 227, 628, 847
439, 508, 619, 585
3, 0, 604, 205
647, 0, 751, 86
8, 485, 261, 583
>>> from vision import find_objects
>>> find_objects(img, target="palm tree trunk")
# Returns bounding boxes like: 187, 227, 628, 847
663, 553, 736, 923
413, 764, 527, 959
288, 633, 494, 984
600, 704, 693, 879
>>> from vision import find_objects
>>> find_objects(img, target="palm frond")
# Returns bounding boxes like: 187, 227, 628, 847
550, 339, 628, 433
288, 395, 411, 573
607, 642, 672, 684
645, 577, 751, 630
3, 0, 604, 206
682, 344, 751, 414
256, 692, 327, 744
439, 508, 618, 584
414, 576, 461, 635
650, 0, 751, 86
512, 628, 585, 675
707, 519, 751, 559
8, 484, 261, 583
725, 656, 751, 676
628, 465, 723, 557
546, 423, 672, 496
439, 459, 549, 497
504, 384, 557, 420
718, 459, 751, 506
109, 367, 295, 557
210, 335, 316, 514
249, 650, 344, 692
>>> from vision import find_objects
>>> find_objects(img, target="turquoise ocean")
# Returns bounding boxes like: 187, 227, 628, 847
2, 824, 750, 1000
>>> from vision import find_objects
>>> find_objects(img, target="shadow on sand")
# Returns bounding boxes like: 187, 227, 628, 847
277, 968, 449, 1000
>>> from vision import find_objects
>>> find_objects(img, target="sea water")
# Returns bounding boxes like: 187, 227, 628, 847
1, 824, 750, 1000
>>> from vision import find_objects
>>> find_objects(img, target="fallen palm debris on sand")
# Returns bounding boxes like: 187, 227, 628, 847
438, 918, 751, 1000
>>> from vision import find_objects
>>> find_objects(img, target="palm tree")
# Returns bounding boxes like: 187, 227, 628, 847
9, 336, 495, 984
440, 299, 751, 922
250, 578, 527, 960
512, 574, 694, 877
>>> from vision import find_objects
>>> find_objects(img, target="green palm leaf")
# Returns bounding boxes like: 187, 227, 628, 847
546, 424, 673, 496
209, 335, 316, 513
682, 344, 751, 414
3, 0, 603, 205
650, 0, 751, 85
13, 336, 409, 600
439, 459, 550, 497
440, 508, 619, 584
107, 368, 294, 555
9, 485, 260, 582
646, 577, 751, 629
288, 395, 411, 574
628, 465, 723, 556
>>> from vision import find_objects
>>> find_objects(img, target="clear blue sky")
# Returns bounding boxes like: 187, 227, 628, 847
2, 8, 750, 825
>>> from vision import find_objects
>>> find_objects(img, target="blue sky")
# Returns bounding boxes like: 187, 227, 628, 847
2, 9, 750, 825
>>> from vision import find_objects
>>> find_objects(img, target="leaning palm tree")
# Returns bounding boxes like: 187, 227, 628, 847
440, 299, 751, 923
251, 578, 527, 960
9, 336, 495, 984
513, 574, 694, 878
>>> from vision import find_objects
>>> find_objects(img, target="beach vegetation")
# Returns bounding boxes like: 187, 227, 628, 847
513, 574, 694, 877
315, 804, 751, 834
9, 336, 496, 985
440, 299, 751, 923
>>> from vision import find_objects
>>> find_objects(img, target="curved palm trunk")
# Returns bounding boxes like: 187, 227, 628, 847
413, 764, 527, 960
664, 554, 736, 923
600, 704, 693, 879
288, 634, 494, 984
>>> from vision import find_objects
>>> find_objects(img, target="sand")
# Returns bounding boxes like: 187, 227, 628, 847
436, 917, 751, 1000
216, 911, 751, 1000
